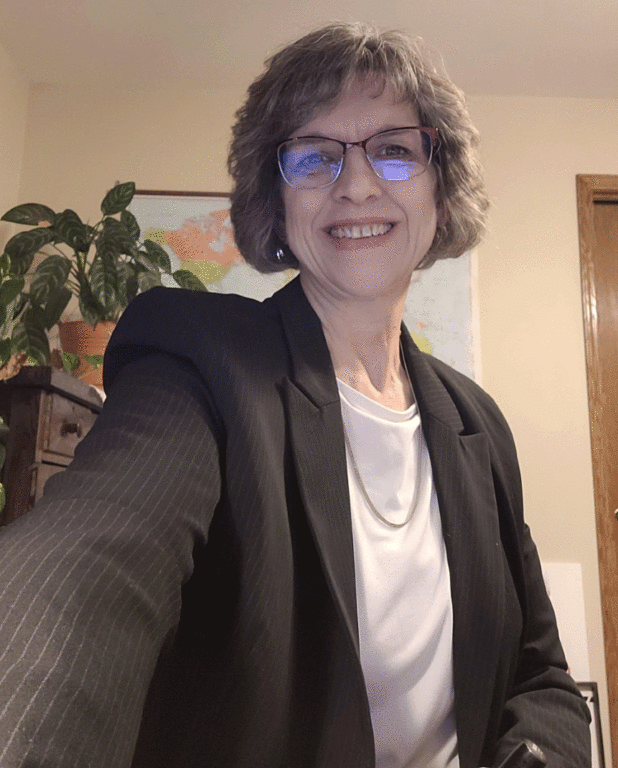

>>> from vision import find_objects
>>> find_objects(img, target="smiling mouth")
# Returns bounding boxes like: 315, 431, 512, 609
327, 222, 394, 239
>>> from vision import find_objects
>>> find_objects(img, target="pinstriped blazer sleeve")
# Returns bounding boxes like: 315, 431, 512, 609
493, 523, 592, 768
0, 351, 221, 767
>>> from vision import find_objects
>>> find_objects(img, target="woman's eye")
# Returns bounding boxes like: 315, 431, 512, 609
378, 143, 412, 158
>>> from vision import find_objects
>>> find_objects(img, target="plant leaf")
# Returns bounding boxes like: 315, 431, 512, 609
0, 338, 11, 368
29, 255, 71, 306
142, 240, 171, 272
137, 269, 162, 294
62, 352, 80, 373
4, 228, 55, 275
101, 182, 136, 216
135, 253, 157, 272
114, 261, 129, 308
0, 276, 25, 309
173, 269, 208, 292
121, 209, 140, 241
100, 217, 137, 251
1, 202, 56, 226
11, 309, 50, 366
43, 286, 72, 330
78, 283, 106, 326
115, 261, 139, 309
0, 253, 10, 276
0, 276, 25, 328
54, 209, 91, 253
0, 415, 8, 440
85, 354, 104, 369
91, 243, 118, 311
11, 295, 27, 322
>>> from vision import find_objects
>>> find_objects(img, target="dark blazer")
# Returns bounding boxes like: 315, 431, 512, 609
0, 278, 590, 768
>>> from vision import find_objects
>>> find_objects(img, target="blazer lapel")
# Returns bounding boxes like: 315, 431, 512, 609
270, 278, 360, 653
401, 329, 506, 768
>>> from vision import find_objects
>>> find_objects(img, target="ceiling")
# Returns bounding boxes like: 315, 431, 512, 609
0, 0, 617, 97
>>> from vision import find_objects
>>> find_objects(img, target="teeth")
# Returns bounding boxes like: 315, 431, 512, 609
329, 223, 393, 239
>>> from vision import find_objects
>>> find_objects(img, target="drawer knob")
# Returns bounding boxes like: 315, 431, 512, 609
60, 421, 83, 438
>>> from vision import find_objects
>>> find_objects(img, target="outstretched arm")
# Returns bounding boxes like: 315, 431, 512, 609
0, 352, 221, 767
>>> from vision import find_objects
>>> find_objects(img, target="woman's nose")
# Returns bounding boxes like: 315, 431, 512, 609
332, 146, 382, 203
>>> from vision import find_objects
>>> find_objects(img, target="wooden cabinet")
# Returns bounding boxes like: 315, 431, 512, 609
0, 367, 102, 525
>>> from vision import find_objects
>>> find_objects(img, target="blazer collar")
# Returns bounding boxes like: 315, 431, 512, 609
400, 324, 465, 433
271, 276, 468, 425
269, 276, 340, 408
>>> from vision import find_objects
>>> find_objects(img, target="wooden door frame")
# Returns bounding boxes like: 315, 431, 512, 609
577, 173, 618, 767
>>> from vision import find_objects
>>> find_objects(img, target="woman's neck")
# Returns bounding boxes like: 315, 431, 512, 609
301, 276, 414, 410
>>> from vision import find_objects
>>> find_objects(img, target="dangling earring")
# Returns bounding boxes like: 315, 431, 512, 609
275, 248, 285, 262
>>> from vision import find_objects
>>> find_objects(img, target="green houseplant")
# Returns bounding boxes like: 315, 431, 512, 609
0, 258, 28, 517
0, 252, 29, 377
0, 182, 206, 375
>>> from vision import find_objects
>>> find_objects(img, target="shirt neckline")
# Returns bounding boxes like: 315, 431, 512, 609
336, 377, 418, 423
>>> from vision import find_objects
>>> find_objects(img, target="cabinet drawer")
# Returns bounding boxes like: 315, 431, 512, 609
40, 392, 98, 459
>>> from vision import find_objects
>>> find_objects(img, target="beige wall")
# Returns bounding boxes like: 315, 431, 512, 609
0, 41, 28, 249
19, 84, 245, 218
16, 84, 618, 749
469, 95, 617, 747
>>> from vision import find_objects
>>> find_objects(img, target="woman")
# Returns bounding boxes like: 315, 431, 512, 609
0, 22, 590, 768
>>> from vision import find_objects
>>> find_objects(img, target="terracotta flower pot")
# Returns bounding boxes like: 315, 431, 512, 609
58, 320, 116, 388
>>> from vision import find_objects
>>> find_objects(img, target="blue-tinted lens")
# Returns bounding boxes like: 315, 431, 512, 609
278, 139, 343, 188
285, 149, 324, 177
366, 129, 430, 181
371, 159, 414, 181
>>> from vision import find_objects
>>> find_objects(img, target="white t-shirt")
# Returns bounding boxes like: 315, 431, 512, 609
337, 379, 459, 768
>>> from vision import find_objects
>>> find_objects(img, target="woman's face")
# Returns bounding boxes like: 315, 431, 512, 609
282, 81, 444, 304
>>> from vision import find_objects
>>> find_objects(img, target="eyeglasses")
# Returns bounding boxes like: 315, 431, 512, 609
277, 126, 439, 190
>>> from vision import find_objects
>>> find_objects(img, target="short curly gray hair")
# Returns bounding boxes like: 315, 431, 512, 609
228, 22, 489, 272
